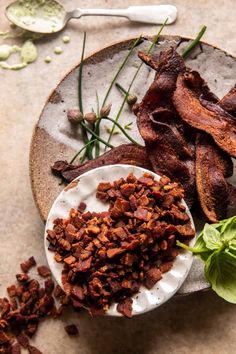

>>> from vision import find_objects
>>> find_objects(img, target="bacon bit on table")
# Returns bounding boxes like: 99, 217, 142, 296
0, 257, 69, 354
37, 266, 51, 278
64, 324, 79, 336
20, 257, 36, 273
46, 172, 195, 318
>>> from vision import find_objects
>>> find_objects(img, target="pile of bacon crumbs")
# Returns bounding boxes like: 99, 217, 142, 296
46, 172, 195, 318
0, 257, 78, 354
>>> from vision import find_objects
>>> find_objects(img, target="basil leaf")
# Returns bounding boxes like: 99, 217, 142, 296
205, 250, 236, 303
221, 216, 236, 242
176, 233, 211, 261
202, 223, 223, 250
229, 239, 236, 251
225, 249, 236, 260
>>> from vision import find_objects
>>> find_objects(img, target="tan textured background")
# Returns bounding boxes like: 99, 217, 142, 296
0, 0, 236, 353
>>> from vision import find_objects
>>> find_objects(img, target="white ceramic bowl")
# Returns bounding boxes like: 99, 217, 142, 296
44, 164, 196, 316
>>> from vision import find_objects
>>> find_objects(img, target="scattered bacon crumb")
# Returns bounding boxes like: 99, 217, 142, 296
144, 268, 162, 289
20, 257, 36, 273
0, 258, 69, 354
16, 274, 29, 283
11, 343, 21, 354
78, 202, 87, 213
37, 266, 51, 278
28, 345, 43, 354
64, 324, 79, 336
117, 298, 133, 318
16, 333, 29, 348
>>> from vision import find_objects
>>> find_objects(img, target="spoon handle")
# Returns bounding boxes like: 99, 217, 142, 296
71, 5, 177, 25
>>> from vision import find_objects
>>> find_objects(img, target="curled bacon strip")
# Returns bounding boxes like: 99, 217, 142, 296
134, 48, 196, 206
52, 144, 151, 182
173, 71, 236, 158
196, 133, 230, 222
218, 85, 236, 116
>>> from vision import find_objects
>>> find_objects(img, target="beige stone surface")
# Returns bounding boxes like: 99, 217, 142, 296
0, 0, 235, 353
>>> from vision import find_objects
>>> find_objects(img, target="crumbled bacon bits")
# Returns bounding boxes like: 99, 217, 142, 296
0, 258, 69, 354
47, 172, 195, 318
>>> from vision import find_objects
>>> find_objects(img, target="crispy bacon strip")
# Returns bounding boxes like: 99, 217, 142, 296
228, 184, 236, 212
173, 71, 236, 158
52, 144, 151, 182
134, 48, 196, 206
138, 51, 159, 71
196, 133, 229, 222
218, 85, 236, 116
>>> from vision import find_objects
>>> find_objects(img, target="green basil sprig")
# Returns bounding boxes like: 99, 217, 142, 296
177, 216, 236, 303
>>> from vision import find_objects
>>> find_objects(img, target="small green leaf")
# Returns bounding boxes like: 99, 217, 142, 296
105, 126, 119, 135
205, 250, 236, 303
202, 223, 223, 250
225, 249, 236, 260
229, 239, 236, 251
124, 122, 133, 130
221, 216, 236, 241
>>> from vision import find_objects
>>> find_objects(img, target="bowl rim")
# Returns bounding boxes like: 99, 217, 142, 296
44, 163, 196, 317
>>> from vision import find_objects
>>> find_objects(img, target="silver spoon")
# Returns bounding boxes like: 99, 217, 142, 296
5, 0, 177, 34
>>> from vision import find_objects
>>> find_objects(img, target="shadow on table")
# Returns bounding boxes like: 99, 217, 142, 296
78, 289, 233, 354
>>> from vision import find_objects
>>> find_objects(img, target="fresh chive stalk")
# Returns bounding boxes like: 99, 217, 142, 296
80, 121, 114, 149
106, 19, 168, 144
182, 25, 207, 58
78, 32, 93, 160
94, 35, 142, 157
70, 139, 97, 164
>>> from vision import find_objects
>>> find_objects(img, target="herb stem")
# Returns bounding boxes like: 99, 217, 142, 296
106, 20, 168, 145
94, 35, 142, 157
70, 139, 97, 164
101, 35, 142, 108
182, 26, 207, 58
115, 82, 128, 96
78, 32, 93, 160
80, 121, 114, 149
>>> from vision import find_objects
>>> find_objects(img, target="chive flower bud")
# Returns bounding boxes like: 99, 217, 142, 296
127, 94, 137, 105
67, 109, 83, 124
84, 112, 97, 125
100, 103, 112, 118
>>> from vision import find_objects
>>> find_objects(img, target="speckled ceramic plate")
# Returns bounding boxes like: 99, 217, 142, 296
30, 34, 236, 295
44, 164, 196, 316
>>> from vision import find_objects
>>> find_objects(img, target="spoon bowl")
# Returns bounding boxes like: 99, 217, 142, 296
6, 0, 67, 34
6, 0, 177, 34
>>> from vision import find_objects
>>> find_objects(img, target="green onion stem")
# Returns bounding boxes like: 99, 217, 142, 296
101, 35, 142, 108
94, 35, 142, 157
80, 121, 114, 149
70, 139, 97, 164
182, 25, 207, 58
78, 32, 86, 114
106, 19, 168, 145
78, 32, 93, 160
